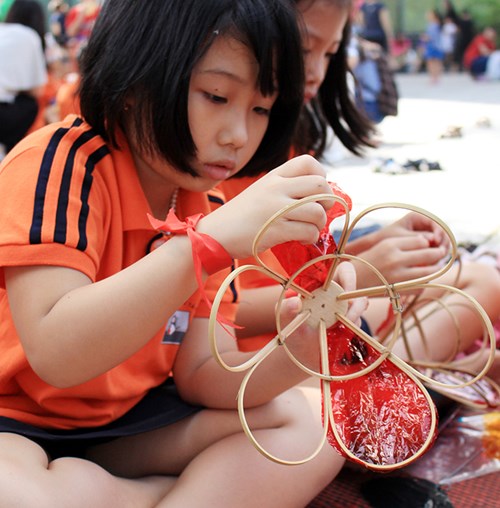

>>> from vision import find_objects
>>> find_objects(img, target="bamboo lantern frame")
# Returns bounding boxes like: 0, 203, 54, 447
208, 195, 498, 470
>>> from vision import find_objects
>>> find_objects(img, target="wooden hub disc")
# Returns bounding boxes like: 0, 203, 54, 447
301, 280, 348, 328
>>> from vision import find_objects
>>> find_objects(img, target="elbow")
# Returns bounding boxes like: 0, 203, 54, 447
26, 352, 87, 389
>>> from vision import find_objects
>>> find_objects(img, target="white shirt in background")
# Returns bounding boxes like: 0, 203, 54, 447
0, 23, 47, 103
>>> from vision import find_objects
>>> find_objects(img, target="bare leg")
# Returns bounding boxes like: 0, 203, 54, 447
0, 433, 173, 508
426, 58, 443, 83
0, 387, 341, 508
452, 348, 500, 383
88, 386, 343, 508
364, 262, 500, 365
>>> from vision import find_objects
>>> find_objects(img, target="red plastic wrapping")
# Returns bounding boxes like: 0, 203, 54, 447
326, 323, 435, 467
407, 410, 500, 485
271, 181, 437, 469
271, 181, 351, 292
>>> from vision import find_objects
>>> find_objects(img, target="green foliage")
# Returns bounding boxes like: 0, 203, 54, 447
385, 0, 500, 35
0, 0, 14, 21
461, 0, 500, 33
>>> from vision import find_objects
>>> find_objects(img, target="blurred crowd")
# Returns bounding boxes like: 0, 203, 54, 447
0, 0, 499, 160
346, 0, 500, 124
0, 0, 99, 159
362, 0, 500, 84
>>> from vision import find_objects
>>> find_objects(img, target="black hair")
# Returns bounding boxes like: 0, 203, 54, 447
292, 0, 376, 158
79, 0, 304, 178
5, 0, 47, 52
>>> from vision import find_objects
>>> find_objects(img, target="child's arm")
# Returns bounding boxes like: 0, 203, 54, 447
5, 156, 333, 388
173, 261, 364, 408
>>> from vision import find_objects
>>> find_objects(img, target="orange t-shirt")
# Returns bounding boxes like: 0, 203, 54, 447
0, 116, 236, 429
56, 74, 81, 120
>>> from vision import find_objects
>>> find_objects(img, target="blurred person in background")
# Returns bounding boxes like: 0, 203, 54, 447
356, 0, 393, 54
441, 15, 458, 71
422, 9, 445, 83
64, 0, 100, 72
48, 0, 69, 49
454, 9, 475, 71
0, 0, 47, 157
463, 26, 497, 79
5, 0, 65, 134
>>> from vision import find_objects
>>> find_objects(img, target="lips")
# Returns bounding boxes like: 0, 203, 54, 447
202, 161, 235, 181
304, 87, 318, 104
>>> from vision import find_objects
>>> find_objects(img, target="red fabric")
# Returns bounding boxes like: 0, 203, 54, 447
307, 468, 500, 508
270, 182, 436, 470
463, 34, 496, 69
148, 210, 234, 327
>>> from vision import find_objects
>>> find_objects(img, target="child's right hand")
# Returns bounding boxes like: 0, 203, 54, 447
198, 155, 335, 260
353, 212, 449, 287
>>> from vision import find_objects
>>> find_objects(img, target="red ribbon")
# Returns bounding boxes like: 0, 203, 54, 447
148, 210, 235, 328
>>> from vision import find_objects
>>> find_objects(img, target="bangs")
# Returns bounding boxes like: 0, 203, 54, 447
199, 3, 288, 99
80, 0, 303, 177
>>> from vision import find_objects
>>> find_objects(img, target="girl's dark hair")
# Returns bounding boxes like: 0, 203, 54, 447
5, 0, 47, 52
79, 0, 304, 178
292, 0, 376, 158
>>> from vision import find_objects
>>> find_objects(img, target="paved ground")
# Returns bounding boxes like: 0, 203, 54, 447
324, 72, 500, 247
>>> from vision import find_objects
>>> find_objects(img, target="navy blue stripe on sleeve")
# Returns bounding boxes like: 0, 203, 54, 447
29, 118, 84, 245
76, 145, 110, 251
208, 194, 224, 206
29, 119, 110, 252
53, 129, 100, 244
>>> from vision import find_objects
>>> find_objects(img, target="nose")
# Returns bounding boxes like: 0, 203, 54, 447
218, 111, 249, 149
305, 54, 327, 96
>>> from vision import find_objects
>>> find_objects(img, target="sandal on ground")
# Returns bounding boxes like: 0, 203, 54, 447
403, 159, 443, 172
440, 125, 463, 139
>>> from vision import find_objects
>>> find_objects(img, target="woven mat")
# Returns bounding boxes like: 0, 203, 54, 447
307, 468, 500, 508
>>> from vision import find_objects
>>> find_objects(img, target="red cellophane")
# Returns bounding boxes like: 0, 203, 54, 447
271, 182, 436, 469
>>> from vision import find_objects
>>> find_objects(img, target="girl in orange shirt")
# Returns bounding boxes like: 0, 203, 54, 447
0, 0, 363, 505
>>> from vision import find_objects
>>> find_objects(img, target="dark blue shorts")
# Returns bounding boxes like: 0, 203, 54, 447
360, 317, 372, 336
0, 379, 201, 460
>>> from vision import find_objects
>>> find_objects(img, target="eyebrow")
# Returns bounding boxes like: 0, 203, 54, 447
198, 68, 247, 85
305, 26, 342, 47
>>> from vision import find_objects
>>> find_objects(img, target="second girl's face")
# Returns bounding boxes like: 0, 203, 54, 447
299, 0, 349, 103
187, 35, 277, 186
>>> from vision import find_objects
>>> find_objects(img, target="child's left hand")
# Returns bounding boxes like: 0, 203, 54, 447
279, 261, 367, 370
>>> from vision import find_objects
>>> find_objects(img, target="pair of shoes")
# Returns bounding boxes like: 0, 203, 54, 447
440, 125, 462, 139
476, 116, 492, 128
403, 159, 442, 172
373, 158, 405, 174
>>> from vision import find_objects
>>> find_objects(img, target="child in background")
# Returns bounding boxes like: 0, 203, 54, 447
463, 26, 497, 79
422, 9, 445, 83
441, 16, 458, 71
222, 0, 500, 382
0, 1, 362, 506
353, 37, 385, 123
48, 0, 69, 48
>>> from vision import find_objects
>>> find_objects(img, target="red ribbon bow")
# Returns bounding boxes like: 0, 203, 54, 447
148, 210, 235, 328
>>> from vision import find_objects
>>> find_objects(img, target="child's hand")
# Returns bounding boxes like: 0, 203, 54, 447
378, 212, 450, 251
199, 155, 334, 259
279, 261, 366, 370
352, 211, 449, 286
355, 235, 448, 287
334, 261, 368, 327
